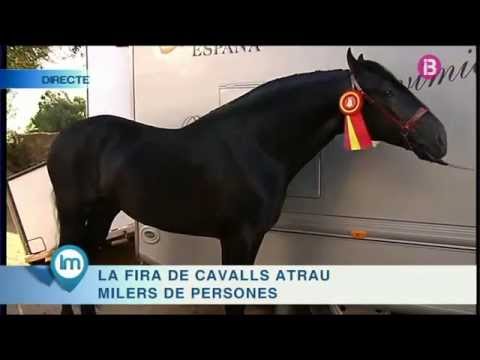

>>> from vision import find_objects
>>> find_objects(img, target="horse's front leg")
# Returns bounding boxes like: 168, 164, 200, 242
220, 226, 266, 316
61, 305, 75, 315
80, 305, 97, 315
61, 305, 95, 315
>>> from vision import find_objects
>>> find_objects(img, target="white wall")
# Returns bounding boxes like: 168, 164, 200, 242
87, 46, 135, 231
87, 46, 134, 119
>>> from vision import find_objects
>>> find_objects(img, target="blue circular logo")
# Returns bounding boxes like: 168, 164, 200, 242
50, 245, 89, 292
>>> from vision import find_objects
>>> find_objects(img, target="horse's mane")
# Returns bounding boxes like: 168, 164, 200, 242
194, 69, 348, 123
361, 60, 403, 86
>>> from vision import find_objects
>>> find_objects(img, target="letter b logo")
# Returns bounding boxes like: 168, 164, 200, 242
423, 59, 436, 76
418, 54, 442, 80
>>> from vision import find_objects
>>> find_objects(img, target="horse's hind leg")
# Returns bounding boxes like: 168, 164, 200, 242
61, 304, 93, 315
85, 201, 120, 256
221, 226, 265, 315
61, 305, 75, 315
79, 201, 120, 316
56, 203, 89, 316
57, 204, 88, 247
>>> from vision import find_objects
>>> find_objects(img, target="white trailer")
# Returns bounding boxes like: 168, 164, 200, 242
7, 45, 476, 314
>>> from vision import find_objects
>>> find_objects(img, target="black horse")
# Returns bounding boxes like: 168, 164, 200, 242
47, 49, 447, 315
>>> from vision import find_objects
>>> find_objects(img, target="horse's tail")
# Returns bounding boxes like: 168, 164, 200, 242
50, 188, 60, 249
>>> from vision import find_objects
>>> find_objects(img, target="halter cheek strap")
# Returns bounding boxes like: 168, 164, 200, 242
350, 74, 430, 149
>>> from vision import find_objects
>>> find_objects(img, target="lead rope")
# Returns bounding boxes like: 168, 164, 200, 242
435, 159, 474, 171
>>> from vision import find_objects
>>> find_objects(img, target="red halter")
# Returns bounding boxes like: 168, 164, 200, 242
351, 75, 430, 149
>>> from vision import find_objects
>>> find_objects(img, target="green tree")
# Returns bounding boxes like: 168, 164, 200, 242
7, 46, 50, 69
7, 46, 82, 69
6, 46, 84, 119
27, 91, 86, 133
6, 46, 86, 176
6, 130, 29, 176
7, 90, 17, 119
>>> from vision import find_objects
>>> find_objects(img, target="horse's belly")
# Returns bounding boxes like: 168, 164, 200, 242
108, 143, 266, 238
116, 177, 230, 238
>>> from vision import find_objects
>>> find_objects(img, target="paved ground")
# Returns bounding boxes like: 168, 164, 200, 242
8, 304, 277, 315
7, 232, 27, 266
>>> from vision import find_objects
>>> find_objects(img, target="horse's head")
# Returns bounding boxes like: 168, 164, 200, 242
346, 48, 447, 163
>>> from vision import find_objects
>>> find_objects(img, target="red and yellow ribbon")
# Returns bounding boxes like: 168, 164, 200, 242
339, 90, 373, 151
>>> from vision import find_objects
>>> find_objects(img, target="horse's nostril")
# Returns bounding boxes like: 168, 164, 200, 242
436, 132, 447, 158
437, 134, 445, 148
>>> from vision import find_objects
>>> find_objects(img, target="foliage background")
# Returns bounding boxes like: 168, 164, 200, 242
6, 46, 86, 176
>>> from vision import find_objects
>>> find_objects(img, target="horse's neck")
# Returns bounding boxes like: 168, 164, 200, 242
252, 70, 350, 179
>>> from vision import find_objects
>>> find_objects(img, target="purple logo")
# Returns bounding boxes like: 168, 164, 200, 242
418, 54, 442, 80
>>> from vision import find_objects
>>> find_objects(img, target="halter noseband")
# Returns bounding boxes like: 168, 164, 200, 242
350, 74, 430, 149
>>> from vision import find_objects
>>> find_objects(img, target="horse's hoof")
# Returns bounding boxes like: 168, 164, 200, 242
80, 305, 97, 315
61, 307, 75, 315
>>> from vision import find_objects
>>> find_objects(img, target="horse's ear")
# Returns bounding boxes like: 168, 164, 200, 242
359, 54, 364, 61
347, 48, 361, 75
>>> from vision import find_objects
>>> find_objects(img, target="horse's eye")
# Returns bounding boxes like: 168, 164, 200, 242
385, 89, 394, 97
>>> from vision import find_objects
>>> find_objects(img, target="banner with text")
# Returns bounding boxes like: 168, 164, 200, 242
0, 265, 475, 305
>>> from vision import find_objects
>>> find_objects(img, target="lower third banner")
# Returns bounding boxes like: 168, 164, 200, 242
0, 265, 475, 305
